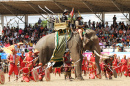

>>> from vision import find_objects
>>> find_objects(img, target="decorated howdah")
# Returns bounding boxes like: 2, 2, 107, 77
50, 18, 71, 63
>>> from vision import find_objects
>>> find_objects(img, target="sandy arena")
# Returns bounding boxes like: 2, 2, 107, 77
2, 73, 130, 86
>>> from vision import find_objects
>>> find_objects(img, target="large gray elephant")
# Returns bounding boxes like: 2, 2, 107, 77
35, 29, 101, 80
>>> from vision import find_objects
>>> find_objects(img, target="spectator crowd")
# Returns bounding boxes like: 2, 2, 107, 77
0, 15, 130, 52
86, 15, 130, 52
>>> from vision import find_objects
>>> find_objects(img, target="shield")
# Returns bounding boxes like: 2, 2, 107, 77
90, 74, 95, 79
0, 70, 5, 84
32, 68, 39, 82
113, 69, 117, 78
45, 68, 50, 81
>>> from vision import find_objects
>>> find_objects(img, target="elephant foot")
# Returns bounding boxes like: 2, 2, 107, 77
75, 76, 84, 81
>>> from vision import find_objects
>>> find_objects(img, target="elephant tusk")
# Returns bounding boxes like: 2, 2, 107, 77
94, 50, 109, 59
94, 50, 102, 58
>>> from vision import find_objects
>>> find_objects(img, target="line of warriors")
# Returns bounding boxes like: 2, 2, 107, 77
6, 48, 73, 82
81, 53, 130, 79
7, 48, 41, 82
54, 52, 130, 80
5, 48, 130, 82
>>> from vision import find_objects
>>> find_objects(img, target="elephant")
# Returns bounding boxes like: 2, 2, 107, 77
35, 29, 101, 80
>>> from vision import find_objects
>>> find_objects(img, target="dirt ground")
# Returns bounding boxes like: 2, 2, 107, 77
2, 73, 130, 86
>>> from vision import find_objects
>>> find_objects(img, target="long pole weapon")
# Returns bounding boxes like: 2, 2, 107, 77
27, 2, 53, 23
45, 6, 55, 15
38, 5, 55, 21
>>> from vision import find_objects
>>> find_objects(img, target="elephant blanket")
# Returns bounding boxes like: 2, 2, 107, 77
51, 32, 70, 62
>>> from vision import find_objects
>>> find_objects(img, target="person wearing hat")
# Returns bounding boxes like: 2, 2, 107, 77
63, 48, 72, 80
75, 15, 84, 40
23, 51, 35, 82
62, 9, 69, 22
23, 51, 34, 70
7, 48, 19, 82
33, 49, 39, 67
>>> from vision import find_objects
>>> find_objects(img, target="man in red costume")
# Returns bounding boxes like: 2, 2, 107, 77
7, 49, 19, 82
112, 54, 118, 73
121, 55, 128, 77
82, 57, 88, 76
89, 52, 96, 79
19, 51, 25, 70
22, 51, 38, 82
100, 59, 105, 75
127, 57, 130, 77
63, 49, 72, 80
117, 56, 122, 77
37, 63, 45, 81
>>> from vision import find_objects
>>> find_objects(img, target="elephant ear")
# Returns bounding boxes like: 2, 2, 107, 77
84, 29, 96, 38
83, 34, 90, 44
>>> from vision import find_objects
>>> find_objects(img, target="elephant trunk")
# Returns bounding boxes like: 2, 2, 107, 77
92, 44, 101, 75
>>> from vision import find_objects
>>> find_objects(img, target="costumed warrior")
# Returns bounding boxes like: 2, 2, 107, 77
37, 63, 46, 81
63, 49, 72, 80
100, 59, 105, 75
33, 49, 39, 67
127, 57, 130, 77
103, 55, 114, 79
121, 55, 128, 77
62, 9, 69, 22
7, 49, 19, 82
19, 51, 25, 75
33, 50, 45, 81
112, 54, 118, 74
117, 56, 122, 77
22, 51, 38, 82
82, 56, 88, 76
88, 52, 96, 79
75, 15, 84, 40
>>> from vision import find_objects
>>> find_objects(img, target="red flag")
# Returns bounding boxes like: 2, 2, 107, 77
70, 8, 74, 18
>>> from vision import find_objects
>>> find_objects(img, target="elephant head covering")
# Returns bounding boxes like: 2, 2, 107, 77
63, 9, 69, 14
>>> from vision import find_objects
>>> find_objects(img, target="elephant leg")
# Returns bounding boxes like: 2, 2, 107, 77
95, 55, 101, 75
39, 49, 47, 66
74, 55, 84, 80
75, 69, 77, 78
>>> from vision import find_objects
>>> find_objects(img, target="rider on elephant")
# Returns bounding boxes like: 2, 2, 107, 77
63, 49, 72, 80
62, 9, 69, 22
62, 9, 71, 30
75, 15, 84, 40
